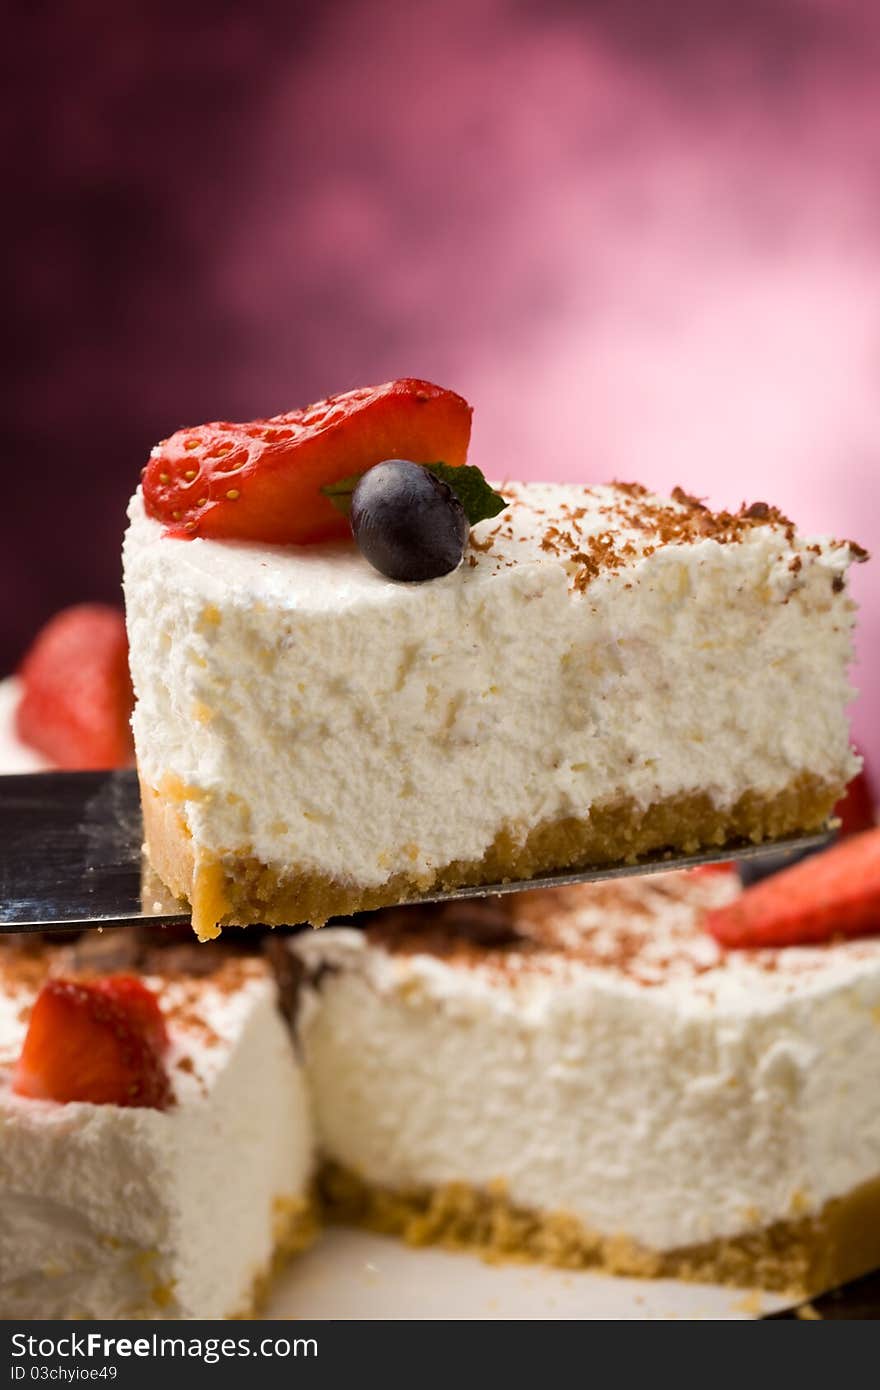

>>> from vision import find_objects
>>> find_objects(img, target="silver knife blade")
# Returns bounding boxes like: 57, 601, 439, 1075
0, 770, 833, 932
0, 769, 186, 930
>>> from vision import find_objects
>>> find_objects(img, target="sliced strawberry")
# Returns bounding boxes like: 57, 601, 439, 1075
16, 605, 133, 770
142, 378, 472, 545
834, 765, 876, 837
706, 827, 880, 948
689, 861, 736, 877
91, 975, 169, 1054
13, 976, 171, 1110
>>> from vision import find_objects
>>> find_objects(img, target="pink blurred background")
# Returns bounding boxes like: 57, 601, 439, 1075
4, 0, 877, 761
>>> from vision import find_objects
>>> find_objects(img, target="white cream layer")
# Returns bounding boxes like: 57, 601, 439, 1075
123, 484, 859, 893
0, 963, 313, 1319
293, 872, 880, 1254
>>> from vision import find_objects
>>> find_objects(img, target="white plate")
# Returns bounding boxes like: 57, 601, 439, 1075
263, 1228, 795, 1320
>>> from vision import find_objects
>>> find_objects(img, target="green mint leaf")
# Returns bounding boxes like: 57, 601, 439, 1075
320, 472, 363, 518
321, 462, 508, 527
422, 463, 508, 526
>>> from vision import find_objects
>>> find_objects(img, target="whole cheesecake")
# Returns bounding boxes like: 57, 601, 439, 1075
292, 869, 880, 1296
124, 445, 863, 939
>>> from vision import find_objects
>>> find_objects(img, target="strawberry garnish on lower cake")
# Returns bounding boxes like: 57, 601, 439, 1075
16, 604, 133, 770
13, 975, 172, 1109
834, 765, 877, 837
706, 827, 880, 948
142, 378, 472, 544
91, 974, 169, 1055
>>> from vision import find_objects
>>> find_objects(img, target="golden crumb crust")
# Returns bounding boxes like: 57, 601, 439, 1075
318, 1164, 880, 1298
140, 771, 840, 939
230, 1193, 319, 1319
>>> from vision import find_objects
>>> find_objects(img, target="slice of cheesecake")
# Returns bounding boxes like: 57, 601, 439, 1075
0, 936, 316, 1319
124, 461, 864, 940
292, 869, 880, 1297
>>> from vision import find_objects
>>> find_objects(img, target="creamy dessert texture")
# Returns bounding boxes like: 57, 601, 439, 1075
0, 946, 315, 1319
124, 481, 863, 938
292, 872, 880, 1294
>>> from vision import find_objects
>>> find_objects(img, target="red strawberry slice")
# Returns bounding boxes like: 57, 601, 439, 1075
834, 766, 876, 837
16, 605, 133, 770
142, 378, 472, 545
92, 975, 169, 1053
13, 976, 171, 1110
706, 827, 880, 948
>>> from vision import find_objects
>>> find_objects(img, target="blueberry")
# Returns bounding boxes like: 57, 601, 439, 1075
350, 460, 469, 582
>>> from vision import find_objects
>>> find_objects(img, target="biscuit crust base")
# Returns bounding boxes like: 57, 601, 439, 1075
231, 1193, 319, 1319
139, 771, 839, 938
319, 1163, 880, 1298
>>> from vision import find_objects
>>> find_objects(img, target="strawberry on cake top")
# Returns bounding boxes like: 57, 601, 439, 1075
122, 379, 866, 939
15, 605, 133, 771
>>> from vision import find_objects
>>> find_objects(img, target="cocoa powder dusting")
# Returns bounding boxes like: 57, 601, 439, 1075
486, 481, 839, 595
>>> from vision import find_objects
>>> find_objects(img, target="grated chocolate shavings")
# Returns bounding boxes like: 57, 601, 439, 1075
468, 480, 848, 595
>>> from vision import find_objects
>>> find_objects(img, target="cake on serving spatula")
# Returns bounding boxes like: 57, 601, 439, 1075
122, 379, 866, 939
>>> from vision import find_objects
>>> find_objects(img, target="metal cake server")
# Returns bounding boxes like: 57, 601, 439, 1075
0, 769, 833, 933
